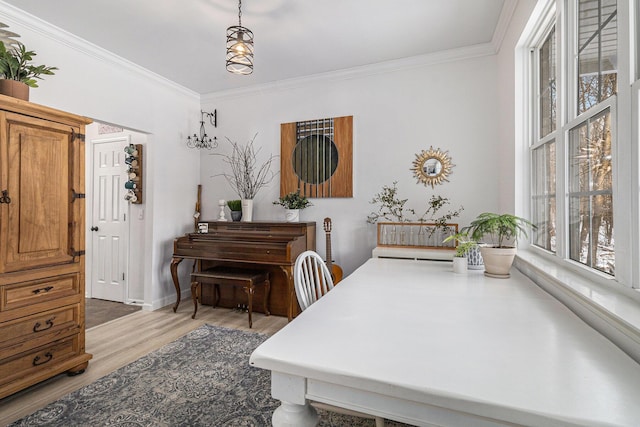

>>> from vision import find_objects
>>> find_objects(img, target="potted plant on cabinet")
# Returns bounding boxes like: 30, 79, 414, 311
443, 232, 478, 274
461, 213, 536, 278
227, 199, 242, 221
273, 192, 312, 222
0, 41, 57, 101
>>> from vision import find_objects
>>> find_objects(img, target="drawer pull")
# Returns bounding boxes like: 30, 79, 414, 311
33, 352, 53, 366
32, 286, 54, 294
33, 316, 56, 332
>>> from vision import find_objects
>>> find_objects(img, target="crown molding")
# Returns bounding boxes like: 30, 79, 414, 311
203, 42, 497, 102
491, 0, 519, 53
0, 1, 199, 100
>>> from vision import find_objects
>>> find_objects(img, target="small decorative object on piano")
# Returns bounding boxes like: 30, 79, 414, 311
218, 199, 227, 221
198, 222, 209, 233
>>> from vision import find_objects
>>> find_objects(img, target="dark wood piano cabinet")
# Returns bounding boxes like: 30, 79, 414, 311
171, 221, 316, 320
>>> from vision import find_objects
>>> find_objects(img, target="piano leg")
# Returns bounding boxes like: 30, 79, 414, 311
279, 265, 294, 322
170, 256, 184, 312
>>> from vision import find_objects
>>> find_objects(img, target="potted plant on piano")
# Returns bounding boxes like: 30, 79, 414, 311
461, 213, 536, 278
273, 191, 312, 222
227, 199, 242, 221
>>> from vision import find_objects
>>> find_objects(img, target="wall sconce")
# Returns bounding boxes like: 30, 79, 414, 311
187, 110, 218, 150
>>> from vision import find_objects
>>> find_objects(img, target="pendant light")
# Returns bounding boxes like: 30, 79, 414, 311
226, 0, 254, 75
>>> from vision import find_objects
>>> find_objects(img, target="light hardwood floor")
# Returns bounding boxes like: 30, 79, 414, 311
0, 301, 288, 425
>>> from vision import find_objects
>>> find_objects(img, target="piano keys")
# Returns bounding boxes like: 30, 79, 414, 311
171, 221, 316, 320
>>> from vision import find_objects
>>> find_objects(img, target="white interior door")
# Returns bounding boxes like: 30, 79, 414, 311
90, 137, 130, 302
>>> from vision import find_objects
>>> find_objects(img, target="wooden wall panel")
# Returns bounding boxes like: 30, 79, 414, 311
280, 116, 353, 198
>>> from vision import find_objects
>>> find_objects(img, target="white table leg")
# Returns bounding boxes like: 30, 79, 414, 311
272, 401, 319, 426
271, 371, 319, 426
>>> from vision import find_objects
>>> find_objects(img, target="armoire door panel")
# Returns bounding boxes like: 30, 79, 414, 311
1, 115, 77, 273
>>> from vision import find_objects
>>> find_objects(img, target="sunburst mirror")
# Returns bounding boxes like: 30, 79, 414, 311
411, 146, 454, 188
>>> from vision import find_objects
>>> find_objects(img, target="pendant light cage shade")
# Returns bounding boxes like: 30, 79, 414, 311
226, 25, 254, 75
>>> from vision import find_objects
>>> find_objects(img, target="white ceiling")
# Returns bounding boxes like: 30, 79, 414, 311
3, 0, 508, 95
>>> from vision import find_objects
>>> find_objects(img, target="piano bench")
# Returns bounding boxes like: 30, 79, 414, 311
190, 267, 271, 328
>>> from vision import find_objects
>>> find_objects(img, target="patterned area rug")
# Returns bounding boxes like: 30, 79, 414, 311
10, 325, 408, 427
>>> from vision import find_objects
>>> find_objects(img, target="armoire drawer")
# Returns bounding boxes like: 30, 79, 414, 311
0, 304, 79, 352
0, 335, 79, 387
1, 274, 80, 312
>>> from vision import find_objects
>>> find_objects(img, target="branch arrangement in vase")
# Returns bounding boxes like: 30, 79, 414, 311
212, 134, 278, 200
367, 181, 463, 234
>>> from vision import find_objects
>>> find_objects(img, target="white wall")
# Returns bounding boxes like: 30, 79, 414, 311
201, 54, 504, 275
0, 4, 202, 310
496, 0, 539, 215
0, 0, 540, 308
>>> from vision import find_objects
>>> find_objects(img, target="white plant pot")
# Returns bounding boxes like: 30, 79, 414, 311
452, 256, 467, 274
241, 199, 253, 222
285, 209, 300, 222
479, 246, 517, 278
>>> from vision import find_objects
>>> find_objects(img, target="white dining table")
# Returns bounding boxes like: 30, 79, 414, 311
249, 258, 640, 426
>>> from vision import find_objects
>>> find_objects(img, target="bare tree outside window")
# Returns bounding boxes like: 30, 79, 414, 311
568, 110, 614, 274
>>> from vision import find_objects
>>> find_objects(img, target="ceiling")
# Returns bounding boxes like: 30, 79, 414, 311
3, 0, 507, 95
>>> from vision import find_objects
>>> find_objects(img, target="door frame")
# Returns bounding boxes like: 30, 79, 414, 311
86, 135, 131, 301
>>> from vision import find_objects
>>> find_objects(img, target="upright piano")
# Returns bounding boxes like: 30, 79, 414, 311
171, 221, 316, 320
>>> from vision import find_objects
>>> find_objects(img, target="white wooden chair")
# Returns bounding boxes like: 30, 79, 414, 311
294, 250, 335, 310
293, 250, 385, 427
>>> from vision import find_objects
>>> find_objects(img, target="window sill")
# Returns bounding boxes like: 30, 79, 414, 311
515, 249, 640, 364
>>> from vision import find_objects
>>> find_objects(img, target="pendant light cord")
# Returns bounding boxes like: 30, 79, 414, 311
238, 0, 242, 27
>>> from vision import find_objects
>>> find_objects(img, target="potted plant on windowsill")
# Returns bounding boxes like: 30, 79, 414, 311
443, 232, 478, 274
0, 41, 57, 101
462, 213, 536, 278
273, 192, 312, 222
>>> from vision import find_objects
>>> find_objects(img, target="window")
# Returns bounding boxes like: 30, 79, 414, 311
568, 109, 613, 274
577, 0, 617, 114
529, 0, 623, 279
532, 26, 557, 252
532, 141, 556, 252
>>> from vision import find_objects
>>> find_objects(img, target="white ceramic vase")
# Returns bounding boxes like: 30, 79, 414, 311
452, 256, 467, 274
285, 209, 300, 222
241, 199, 253, 222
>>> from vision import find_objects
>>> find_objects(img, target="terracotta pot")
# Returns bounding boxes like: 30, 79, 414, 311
479, 246, 517, 278
0, 79, 29, 101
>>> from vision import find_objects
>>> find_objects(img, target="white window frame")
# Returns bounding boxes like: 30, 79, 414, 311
522, 0, 635, 289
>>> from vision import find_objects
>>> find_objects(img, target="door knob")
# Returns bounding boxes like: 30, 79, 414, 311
90, 226, 99, 232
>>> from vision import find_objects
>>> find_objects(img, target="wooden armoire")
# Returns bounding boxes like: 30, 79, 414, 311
0, 94, 92, 399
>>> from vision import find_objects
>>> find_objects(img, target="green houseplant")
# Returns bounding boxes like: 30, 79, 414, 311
443, 232, 478, 273
227, 199, 242, 221
461, 213, 536, 278
273, 192, 312, 222
0, 41, 57, 100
